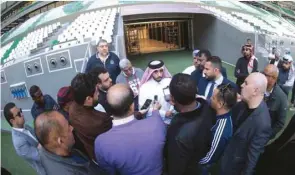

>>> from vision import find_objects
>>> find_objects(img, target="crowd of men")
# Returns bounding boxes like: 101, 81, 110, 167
3, 39, 295, 175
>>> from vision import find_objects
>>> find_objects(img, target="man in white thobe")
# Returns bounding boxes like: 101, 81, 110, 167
139, 60, 173, 124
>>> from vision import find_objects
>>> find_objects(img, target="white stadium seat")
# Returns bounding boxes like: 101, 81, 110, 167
57, 7, 118, 46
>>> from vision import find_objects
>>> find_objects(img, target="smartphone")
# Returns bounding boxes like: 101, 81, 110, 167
163, 87, 170, 101
141, 99, 152, 110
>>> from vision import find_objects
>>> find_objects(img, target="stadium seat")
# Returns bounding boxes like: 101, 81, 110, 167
57, 7, 118, 46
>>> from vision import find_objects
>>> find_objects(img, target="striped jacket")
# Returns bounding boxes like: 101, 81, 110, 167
199, 111, 233, 165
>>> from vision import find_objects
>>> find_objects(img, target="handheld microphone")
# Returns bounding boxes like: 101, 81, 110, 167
154, 95, 158, 103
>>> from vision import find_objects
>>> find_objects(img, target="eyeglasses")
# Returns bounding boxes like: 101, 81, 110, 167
123, 67, 133, 72
15, 108, 23, 118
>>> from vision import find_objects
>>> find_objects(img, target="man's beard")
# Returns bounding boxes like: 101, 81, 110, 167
173, 105, 181, 112
283, 66, 290, 71
244, 53, 251, 58
92, 99, 99, 107
100, 84, 112, 92
197, 65, 204, 70
206, 75, 215, 81
153, 77, 162, 82
36, 101, 45, 106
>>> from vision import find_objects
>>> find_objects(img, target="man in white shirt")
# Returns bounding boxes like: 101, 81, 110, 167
3, 102, 45, 175
139, 60, 173, 124
182, 49, 199, 75
278, 54, 295, 96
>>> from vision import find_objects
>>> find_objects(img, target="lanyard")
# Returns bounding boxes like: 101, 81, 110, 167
125, 73, 139, 91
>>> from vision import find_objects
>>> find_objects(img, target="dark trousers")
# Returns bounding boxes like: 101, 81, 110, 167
199, 164, 212, 175
134, 96, 139, 111
291, 81, 295, 104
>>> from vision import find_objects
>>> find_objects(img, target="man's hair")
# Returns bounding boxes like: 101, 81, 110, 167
119, 58, 131, 69
87, 67, 108, 84
71, 73, 96, 105
3, 102, 16, 126
169, 73, 197, 105
197, 49, 211, 59
96, 39, 108, 46
216, 84, 237, 110
29, 85, 40, 97
108, 87, 134, 116
207, 56, 222, 70
247, 38, 251, 41
34, 111, 63, 146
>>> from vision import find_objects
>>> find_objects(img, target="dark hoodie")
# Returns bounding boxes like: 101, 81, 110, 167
165, 98, 215, 175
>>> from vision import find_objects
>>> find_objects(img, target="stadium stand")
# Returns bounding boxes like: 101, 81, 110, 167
200, 5, 295, 38
1, 0, 294, 68
9, 22, 62, 60
0, 41, 13, 66
54, 8, 117, 50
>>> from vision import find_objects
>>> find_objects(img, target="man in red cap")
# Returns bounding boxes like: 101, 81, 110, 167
57, 86, 74, 120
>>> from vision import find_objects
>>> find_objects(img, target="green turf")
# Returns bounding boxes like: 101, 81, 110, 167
1, 131, 37, 175
129, 50, 236, 81
1, 50, 294, 175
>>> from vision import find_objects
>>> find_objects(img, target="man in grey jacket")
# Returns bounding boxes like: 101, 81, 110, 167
116, 58, 144, 111
263, 64, 288, 139
3, 102, 45, 175
35, 110, 105, 175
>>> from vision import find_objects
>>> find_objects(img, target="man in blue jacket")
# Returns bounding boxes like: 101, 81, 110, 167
197, 56, 236, 100
199, 83, 237, 175
191, 50, 227, 85
85, 39, 121, 82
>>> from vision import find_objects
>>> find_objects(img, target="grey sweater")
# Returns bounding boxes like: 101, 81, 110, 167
39, 148, 106, 175
116, 67, 144, 96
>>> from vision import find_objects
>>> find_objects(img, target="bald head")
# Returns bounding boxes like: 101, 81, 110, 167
107, 84, 134, 117
35, 111, 74, 153
250, 72, 267, 93
264, 64, 279, 90
241, 72, 267, 103
264, 64, 279, 78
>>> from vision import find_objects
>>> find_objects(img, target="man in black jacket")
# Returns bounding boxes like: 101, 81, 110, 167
165, 73, 214, 175
85, 39, 121, 82
256, 113, 295, 175
220, 72, 272, 175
